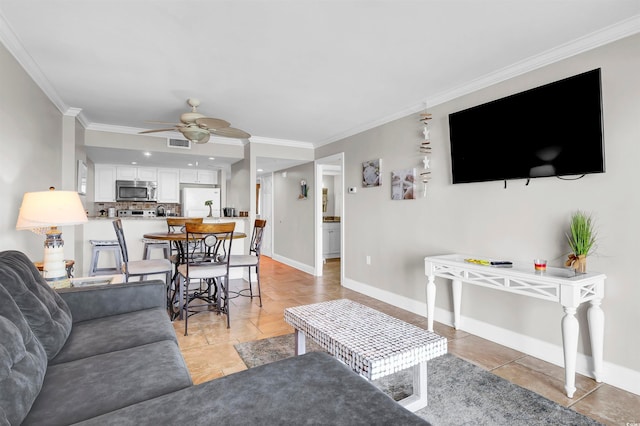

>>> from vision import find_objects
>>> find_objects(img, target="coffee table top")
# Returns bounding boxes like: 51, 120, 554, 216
284, 299, 447, 380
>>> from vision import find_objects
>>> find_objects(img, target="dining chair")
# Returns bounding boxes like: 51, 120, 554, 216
229, 219, 266, 307
166, 217, 204, 319
112, 219, 173, 290
177, 221, 235, 335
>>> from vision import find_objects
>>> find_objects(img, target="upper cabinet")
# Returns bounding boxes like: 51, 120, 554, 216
179, 169, 217, 185
95, 165, 116, 202
157, 168, 180, 203
116, 166, 157, 181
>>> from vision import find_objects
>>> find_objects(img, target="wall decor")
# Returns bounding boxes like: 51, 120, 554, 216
362, 159, 381, 187
77, 160, 87, 195
420, 111, 432, 196
391, 168, 416, 200
298, 179, 308, 199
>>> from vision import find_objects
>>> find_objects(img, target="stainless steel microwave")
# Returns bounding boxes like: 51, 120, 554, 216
115, 180, 157, 202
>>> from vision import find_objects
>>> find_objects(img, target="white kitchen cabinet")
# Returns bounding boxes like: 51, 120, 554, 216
322, 222, 341, 259
94, 164, 116, 202
157, 168, 180, 203
179, 169, 217, 185
116, 166, 157, 181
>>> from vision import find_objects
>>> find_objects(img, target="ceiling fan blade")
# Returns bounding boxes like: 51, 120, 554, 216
138, 128, 177, 134
195, 117, 231, 130
211, 127, 251, 139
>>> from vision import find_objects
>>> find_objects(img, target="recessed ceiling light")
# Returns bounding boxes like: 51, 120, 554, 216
208, 157, 215, 160
187, 163, 193, 167
257, 168, 264, 172
131, 161, 137, 165
143, 152, 151, 157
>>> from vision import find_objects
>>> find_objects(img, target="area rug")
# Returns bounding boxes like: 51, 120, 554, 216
234, 334, 602, 426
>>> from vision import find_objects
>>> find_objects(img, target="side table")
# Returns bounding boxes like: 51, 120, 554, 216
34, 259, 74, 278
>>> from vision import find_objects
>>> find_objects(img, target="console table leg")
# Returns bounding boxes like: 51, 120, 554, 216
452, 279, 462, 330
588, 298, 605, 382
561, 306, 579, 398
294, 329, 306, 355
426, 275, 436, 332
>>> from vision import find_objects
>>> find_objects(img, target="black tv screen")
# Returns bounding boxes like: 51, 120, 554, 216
448, 68, 605, 184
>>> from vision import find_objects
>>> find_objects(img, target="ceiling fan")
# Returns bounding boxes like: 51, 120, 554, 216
139, 98, 251, 143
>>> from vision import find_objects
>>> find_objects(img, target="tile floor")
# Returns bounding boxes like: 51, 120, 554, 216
173, 257, 640, 426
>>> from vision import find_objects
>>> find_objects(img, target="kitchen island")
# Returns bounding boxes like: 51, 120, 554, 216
82, 217, 248, 278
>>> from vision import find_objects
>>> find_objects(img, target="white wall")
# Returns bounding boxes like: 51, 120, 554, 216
316, 33, 640, 390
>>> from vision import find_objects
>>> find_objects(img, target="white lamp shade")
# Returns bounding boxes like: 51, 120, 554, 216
16, 190, 88, 230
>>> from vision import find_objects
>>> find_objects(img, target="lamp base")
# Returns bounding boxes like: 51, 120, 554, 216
43, 227, 69, 288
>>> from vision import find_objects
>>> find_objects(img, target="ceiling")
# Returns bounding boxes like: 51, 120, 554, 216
1, 1, 639, 170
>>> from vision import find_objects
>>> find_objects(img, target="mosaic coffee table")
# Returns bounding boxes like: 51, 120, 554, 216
284, 299, 447, 411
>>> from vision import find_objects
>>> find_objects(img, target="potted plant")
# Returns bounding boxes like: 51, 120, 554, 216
565, 210, 597, 273
204, 200, 213, 217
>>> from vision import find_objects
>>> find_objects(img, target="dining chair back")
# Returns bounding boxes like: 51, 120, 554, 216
229, 219, 267, 307
166, 217, 204, 233
177, 221, 236, 335
112, 219, 172, 290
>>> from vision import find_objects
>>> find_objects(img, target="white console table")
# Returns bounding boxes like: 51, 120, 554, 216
424, 254, 605, 398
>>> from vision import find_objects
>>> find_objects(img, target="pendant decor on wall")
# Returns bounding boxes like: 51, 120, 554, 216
420, 111, 432, 196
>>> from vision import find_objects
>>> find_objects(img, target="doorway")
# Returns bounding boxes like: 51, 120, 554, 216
315, 153, 344, 281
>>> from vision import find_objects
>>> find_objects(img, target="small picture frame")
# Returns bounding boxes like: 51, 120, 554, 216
362, 159, 381, 187
391, 168, 416, 200
77, 160, 87, 195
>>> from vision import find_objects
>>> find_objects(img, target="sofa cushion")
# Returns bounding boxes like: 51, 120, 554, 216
23, 340, 192, 426
74, 352, 429, 426
51, 307, 177, 365
0, 251, 72, 360
0, 285, 48, 426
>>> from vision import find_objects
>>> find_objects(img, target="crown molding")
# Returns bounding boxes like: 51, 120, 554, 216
249, 135, 315, 150
316, 14, 640, 147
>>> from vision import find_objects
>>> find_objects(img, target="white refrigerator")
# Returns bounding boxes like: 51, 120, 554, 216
181, 188, 221, 217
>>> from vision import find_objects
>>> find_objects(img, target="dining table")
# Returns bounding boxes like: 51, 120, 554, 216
142, 231, 247, 319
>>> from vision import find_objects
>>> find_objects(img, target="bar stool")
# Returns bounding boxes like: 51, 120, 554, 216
142, 239, 171, 260
89, 240, 123, 276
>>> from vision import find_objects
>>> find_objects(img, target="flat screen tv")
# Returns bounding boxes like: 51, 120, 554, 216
448, 68, 605, 184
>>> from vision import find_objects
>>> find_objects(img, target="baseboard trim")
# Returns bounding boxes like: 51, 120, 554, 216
271, 254, 315, 275
342, 276, 640, 396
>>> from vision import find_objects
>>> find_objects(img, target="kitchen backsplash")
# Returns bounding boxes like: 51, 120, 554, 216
93, 202, 181, 217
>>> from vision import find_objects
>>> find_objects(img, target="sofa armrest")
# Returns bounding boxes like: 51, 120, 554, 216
57, 280, 166, 323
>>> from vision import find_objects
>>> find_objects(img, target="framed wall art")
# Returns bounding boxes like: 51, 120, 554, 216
362, 159, 381, 187
391, 168, 416, 200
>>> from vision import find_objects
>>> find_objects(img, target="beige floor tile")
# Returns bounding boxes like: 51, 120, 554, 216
571, 384, 640, 425
446, 334, 525, 370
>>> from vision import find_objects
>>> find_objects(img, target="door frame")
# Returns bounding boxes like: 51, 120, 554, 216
314, 152, 344, 282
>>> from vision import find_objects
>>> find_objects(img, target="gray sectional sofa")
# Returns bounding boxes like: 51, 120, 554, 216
0, 250, 429, 425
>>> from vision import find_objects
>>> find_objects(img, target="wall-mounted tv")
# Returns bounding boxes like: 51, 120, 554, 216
448, 68, 605, 184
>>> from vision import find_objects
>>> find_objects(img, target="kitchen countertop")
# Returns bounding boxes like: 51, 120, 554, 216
89, 216, 250, 221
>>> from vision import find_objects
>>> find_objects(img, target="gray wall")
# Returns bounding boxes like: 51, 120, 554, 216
316, 33, 640, 376
273, 162, 315, 267
0, 41, 64, 257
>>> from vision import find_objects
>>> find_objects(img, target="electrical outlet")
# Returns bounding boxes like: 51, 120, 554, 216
366, 255, 371, 265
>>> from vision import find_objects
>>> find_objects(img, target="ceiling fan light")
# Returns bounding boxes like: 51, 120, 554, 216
181, 126, 209, 143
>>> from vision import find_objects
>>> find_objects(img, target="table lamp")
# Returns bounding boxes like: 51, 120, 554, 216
16, 187, 88, 285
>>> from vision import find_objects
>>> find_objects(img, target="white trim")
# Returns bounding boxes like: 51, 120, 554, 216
271, 253, 315, 275
342, 276, 640, 397
249, 135, 315, 150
